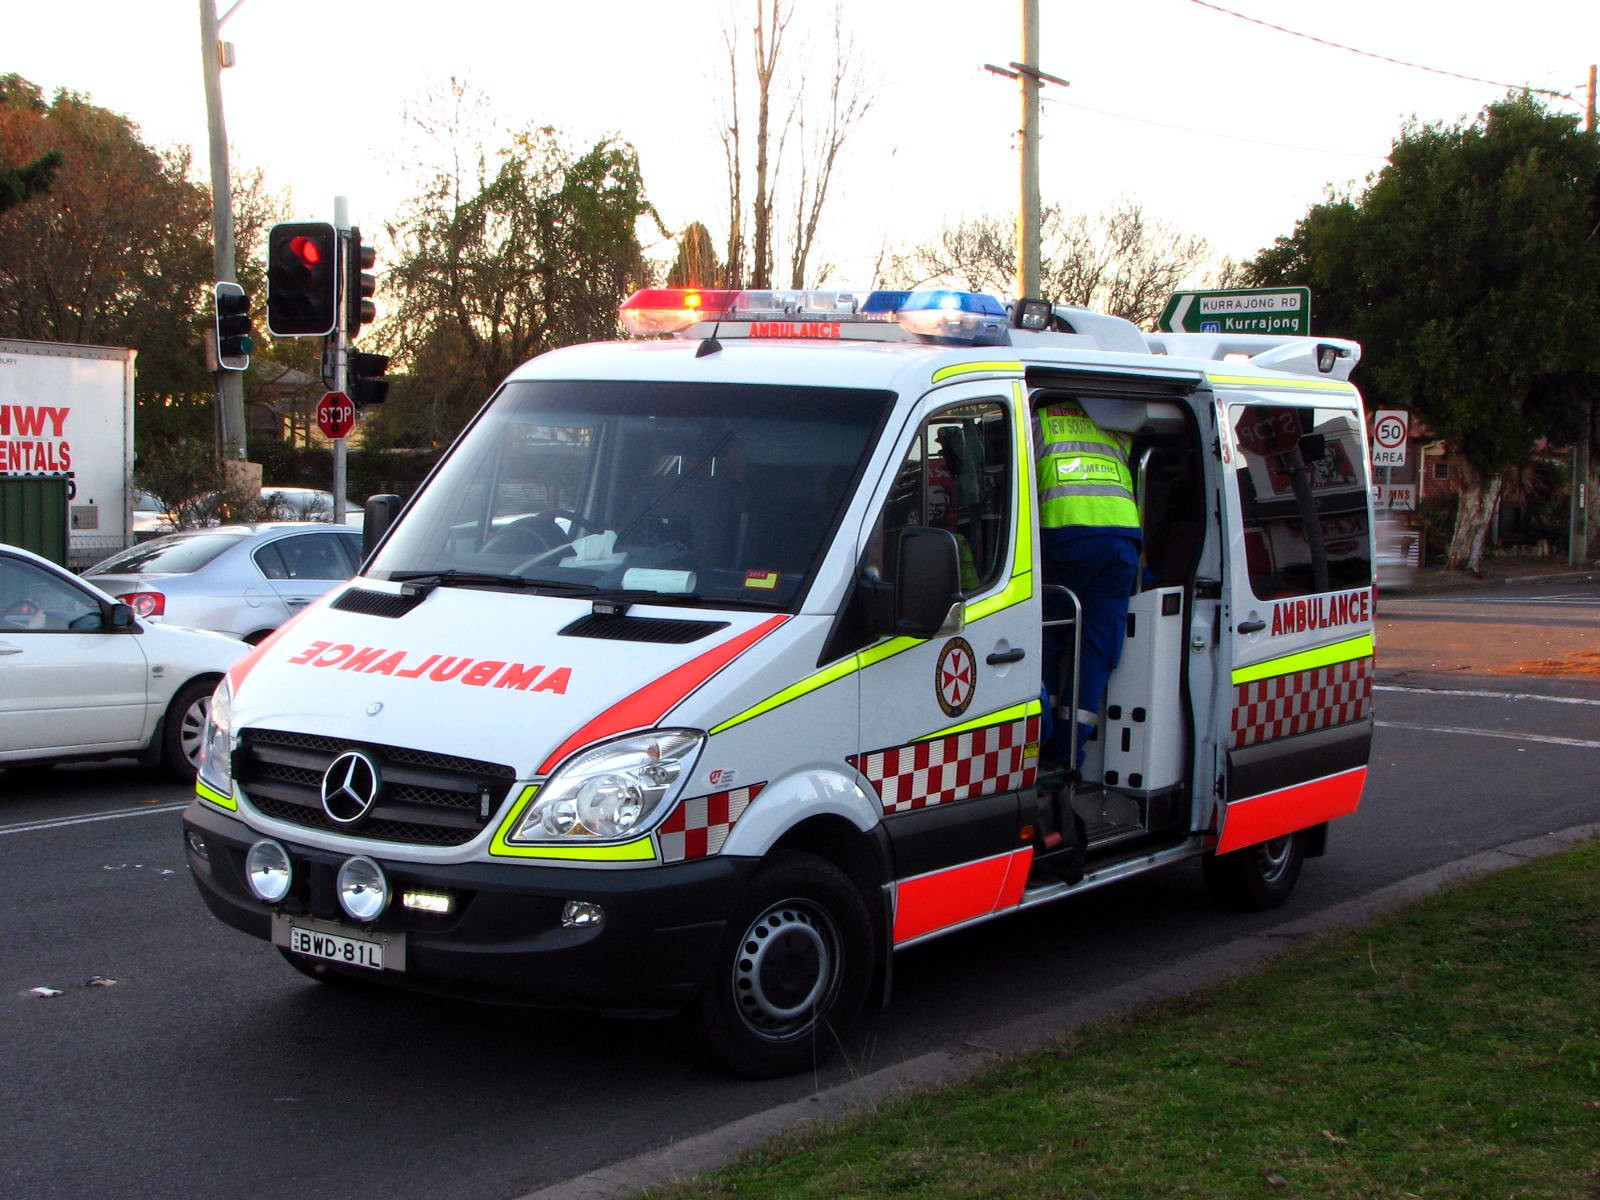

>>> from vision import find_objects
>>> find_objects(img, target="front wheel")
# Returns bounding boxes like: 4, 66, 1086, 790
697, 852, 874, 1079
1202, 830, 1306, 911
161, 676, 221, 783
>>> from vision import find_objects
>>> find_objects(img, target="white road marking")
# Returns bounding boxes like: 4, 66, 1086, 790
1376, 720, 1600, 751
1375, 684, 1600, 708
0, 802, 187, 837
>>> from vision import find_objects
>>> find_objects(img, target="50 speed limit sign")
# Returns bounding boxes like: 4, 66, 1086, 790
1372, 410, 1408, 467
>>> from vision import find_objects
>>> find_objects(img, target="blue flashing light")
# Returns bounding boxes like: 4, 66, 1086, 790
860, 290, 911, 314
894, 289, 1010, 346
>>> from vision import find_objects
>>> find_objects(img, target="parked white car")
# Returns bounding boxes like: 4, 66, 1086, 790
0, 542, 248, 780
83, 524, 364, 644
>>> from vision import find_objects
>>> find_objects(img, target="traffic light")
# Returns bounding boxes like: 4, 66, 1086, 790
345, 226, 377, 337
350, 351, 390, 407
214, 281, 253, 370
267, 221, 338, 336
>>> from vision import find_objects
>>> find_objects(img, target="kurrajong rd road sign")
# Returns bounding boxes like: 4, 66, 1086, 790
1158, 287, 1311, 336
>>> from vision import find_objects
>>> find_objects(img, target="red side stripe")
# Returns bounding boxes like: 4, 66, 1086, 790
892, 849, 1032, 944
536, 614, 789, 775
224, 601, 323, 692
1216, 766, 1366, 854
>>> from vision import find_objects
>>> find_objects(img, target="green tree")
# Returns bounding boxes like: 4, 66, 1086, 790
1245, 93, 1600, 573
371, 96, 663, 448
0, 75, 214, 401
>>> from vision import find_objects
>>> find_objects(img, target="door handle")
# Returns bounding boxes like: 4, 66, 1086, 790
0, 646, 20, 656
986, 647, 1026, 665
1237, 619, 1265, 634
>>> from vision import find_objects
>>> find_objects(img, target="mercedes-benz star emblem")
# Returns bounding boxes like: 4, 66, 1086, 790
321, 751, 381, 825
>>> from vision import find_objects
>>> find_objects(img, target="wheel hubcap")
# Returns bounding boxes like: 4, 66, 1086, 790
733, 901, 836, 1036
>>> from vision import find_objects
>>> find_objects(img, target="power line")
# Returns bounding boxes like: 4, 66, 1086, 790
1187, 0, 1577, 102
1043, 93, 1384, 162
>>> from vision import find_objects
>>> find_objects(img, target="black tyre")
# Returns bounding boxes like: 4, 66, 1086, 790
160, 676, 220, 783
697, 851, 874, 1079
1202, 830, 1306, 911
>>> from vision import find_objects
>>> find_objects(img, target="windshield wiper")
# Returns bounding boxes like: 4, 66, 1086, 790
390, 570, 602, 597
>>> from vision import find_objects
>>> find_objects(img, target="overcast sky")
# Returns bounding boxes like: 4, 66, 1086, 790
9, 1, 1593, 285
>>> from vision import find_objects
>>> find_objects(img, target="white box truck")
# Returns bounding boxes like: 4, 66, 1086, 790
0, 339, 137, 568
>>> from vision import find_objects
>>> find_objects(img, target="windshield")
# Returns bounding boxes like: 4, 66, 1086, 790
368, 379, 892, 608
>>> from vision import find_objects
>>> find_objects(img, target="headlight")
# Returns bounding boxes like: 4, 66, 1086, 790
507, 730, 703, 843
197, 678, 234, 796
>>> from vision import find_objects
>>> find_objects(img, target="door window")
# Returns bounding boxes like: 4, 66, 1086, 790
875, 399, 1013, 596
1229, 403, 1371, 598
0, 556, 102, 632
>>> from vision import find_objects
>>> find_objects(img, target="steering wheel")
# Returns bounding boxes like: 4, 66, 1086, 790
2, 597, 44, 630
482, 510, 595, 557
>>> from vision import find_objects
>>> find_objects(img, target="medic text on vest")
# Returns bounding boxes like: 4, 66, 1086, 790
286, 641, 571, 693
1270, 589, 1372, 636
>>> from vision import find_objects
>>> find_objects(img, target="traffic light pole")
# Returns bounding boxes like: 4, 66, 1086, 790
198, 0, 248, 464
332, 196, 352, 526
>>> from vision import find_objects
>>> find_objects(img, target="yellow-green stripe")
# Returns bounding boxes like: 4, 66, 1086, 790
916, 697, 1042, 743
931, 360, 1022, 384
1208, 372, 1356, 395
1231, 634, 1374, 686
195, 779, 236, 810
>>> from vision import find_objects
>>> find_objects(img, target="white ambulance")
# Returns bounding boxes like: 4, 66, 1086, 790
184, 288, 1376, 1077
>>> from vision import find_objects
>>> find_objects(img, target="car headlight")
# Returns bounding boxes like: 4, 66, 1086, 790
507, 730, 703, 843
197, 679, 234, 796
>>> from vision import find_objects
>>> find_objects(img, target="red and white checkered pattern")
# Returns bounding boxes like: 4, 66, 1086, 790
851, 716, 1041, 815
1231, 656, 1372, 749
657, 784, 764, 862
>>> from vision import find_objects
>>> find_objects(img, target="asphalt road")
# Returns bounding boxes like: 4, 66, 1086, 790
4, 575, 1597, 1200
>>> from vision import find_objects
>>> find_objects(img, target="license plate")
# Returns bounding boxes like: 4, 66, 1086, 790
271, 914, 405, 972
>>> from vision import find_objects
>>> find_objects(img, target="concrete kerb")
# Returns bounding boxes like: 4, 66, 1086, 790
521, 821, 1600, 1200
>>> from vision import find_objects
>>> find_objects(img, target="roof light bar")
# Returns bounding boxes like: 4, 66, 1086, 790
619, 287, 1011, 345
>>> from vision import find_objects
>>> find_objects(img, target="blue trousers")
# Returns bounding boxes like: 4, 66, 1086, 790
1040, 531, 1141, 767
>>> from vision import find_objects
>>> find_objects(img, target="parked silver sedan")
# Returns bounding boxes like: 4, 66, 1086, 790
83, 524, 363, 644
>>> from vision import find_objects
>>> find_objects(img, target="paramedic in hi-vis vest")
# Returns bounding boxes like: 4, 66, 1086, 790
1034, 400, 1142, 771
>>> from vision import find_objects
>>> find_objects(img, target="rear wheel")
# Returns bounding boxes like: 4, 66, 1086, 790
161, 677, 219, 783
1203, 830, 1306, 911
697, 852, 873, 1079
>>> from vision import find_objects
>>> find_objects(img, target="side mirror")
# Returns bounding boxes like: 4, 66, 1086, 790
881, 526, 964, 640
363, 494, 404, 554
107, 601, 137, 631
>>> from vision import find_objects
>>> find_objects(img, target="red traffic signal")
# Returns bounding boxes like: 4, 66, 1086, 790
267, 221, 338, 336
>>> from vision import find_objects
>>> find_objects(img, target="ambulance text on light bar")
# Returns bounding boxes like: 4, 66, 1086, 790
619, 287, 1011, 346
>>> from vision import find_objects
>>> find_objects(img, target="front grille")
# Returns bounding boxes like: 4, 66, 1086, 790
237, 729, 516, 846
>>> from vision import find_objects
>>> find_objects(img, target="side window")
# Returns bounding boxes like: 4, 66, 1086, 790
0, 557, 102, 632
274, 534, 352, 581
1230, 402, 1371, 598
876, 399, 1013, 597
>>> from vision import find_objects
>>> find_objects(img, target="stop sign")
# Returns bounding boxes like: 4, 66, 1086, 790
316, 391, 356, 439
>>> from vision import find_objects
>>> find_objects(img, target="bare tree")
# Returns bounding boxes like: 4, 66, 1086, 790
717, 1, 873, 289
886, 200, 1221, 327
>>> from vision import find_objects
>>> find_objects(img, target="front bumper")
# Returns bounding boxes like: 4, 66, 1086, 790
182, 801, 756, 1016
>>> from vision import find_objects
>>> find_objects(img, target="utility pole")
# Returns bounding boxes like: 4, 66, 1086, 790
199, 0, 250, 469
985, 0, 1066, 302
1017, 0, 1041, 301
1573, 64, 1596, 567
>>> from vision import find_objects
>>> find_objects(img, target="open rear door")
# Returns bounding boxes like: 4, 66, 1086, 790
1216, 385, 1375, 853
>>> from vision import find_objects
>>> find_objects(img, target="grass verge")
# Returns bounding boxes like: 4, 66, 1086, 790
650, 839, 1600, 1199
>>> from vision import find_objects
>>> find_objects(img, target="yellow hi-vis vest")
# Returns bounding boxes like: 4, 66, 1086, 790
1034, 401, 1139, 532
